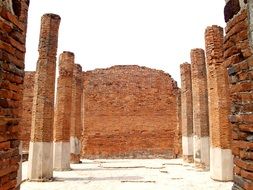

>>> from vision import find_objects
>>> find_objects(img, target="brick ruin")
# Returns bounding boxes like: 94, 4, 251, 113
53, 51, 74, 170
28, 13, 61, 181
191, 48, 210, 169
224, 0, 253, 189
70, 64, 83, 164
19, 71, 35, 158
205, 25, 233, 181
0, 0, 253, 190
180, 63, 194, 163
175, 89, 182, 157
178, 0, 253, 187
82, 65, 179, 158
0, 0, 29, 189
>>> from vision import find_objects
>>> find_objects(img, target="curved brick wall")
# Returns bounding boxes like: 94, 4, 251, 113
224, 0, 253, 189
0, 0, 30, 189
82, 65, 178, 159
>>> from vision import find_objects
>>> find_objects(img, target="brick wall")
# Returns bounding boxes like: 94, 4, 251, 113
0, 0, 29, 189
20, 71, 35, 153
82, 65, 178, 158
224, 0, 253, 189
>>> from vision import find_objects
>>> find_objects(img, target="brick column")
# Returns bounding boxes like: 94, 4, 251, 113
175, 88, 182, 157
53, 51, 74, 170
70, 64, 83, 163
173, 88, 182, 158
81, 74, 86, 157
205, 25, 233, 181
20, 72, 35, 158
180, 63, 193, 163
190, 48, 210, 169
224, 1, 253, 189
27, 14, 61, 181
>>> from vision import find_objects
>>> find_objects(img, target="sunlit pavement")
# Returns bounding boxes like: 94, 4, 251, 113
21, 159, 233, 190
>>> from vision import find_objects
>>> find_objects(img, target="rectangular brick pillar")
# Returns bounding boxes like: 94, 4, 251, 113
224, 1, 253, 189
190, 48, 210, 169
20, 72, 35, 160
205, 25, 233, 181
53, 51, 74, 170
180, 63, 193, 163
0, 1, 29, 189
175, 88, 182, 157
27, 14, 61, 181
70, 64, 83, 164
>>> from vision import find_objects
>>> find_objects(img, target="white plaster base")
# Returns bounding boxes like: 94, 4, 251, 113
27, 142, 53, 181
182, 136, 193, 156
70, 136, 80, 154
53, 142, 71, 171
16, 142, 22, 187
193, 136, 210, 168
210, 147, 233, 181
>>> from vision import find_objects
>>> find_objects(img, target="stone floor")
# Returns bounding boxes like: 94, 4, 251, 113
21, 159, 233, 190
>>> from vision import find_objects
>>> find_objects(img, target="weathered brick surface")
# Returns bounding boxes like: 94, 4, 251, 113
180, 63, 193, 162
30, 14, 61, 143
54, 52, 74, 142
0, 1, 29, 189
82, 65, 178, 158
224, 1, 253, 189
19, 72, 35, 153
205, 25, 231, 149
174, 89, 182, 157
180, 63, 193, 137
191, 49, 209, 137
70, 64, 82, 140
70, 64, 83, 163
191, 48, 209, 168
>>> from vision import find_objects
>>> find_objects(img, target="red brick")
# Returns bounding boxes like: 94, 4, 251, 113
82, 65, 178, 158
234, 158, 253, 172
19, 72, 35, 151
180, 63, 193, 137
0, 141, 10, 150
0, 1, 30, 189
241, 169, 253, 181
191, 48, 209, 138
30, 14, 61, 143
54, 51, 74, 142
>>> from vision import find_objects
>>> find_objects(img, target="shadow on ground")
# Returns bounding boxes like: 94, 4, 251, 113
55, 176, 143, 182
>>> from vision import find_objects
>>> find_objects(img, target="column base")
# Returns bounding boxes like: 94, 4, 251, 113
70, 136, 81, 164
27, 142, 53, 181
70, 153, 81, 164
183, 155, 194, 163
193, 136, 210, 170
210, 147, 233, 181
53, 141, 71, 171
182, 136, 193, 163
